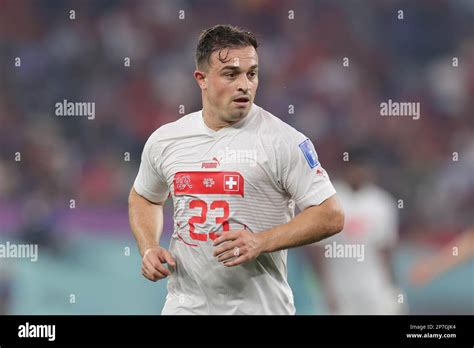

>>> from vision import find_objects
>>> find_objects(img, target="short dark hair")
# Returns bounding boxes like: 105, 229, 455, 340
195, 24, 258, 70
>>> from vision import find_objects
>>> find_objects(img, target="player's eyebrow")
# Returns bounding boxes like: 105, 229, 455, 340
220, 64, 259, 72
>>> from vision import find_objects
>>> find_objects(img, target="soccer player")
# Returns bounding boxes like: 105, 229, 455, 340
308, 147, 406, 314
128, 24, 344, 315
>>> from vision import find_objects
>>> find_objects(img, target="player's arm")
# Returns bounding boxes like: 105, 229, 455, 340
410, 227, 474, 286
129, 187, 175, 281
130, 133, 175, 282
129, 186, 165, 256
259, 195, 344, 251
213, 195, 343, 267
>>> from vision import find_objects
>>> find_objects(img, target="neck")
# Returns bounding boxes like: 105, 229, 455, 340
349, 181, 367, 191
202, 99, 241, 131
202, 108, 229, 131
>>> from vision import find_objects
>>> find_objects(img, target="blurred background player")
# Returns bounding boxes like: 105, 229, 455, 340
307, 146, 406, 314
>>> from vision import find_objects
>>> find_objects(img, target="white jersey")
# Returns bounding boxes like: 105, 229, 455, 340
134, 103, 336, 314
317, 181, 401, 314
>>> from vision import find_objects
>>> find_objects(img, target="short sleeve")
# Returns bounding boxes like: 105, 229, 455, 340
133, 134, 169, 203
280, 133, 336, 211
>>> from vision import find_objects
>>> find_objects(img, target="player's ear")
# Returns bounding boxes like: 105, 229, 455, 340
194, 70, 207, 90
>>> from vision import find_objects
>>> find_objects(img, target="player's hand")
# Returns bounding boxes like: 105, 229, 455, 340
141, 246, 176, 282
409, 259, 437, 286
213, 230, 266, 267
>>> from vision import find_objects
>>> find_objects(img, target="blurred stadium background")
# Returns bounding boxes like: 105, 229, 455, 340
0, 0, 473, 314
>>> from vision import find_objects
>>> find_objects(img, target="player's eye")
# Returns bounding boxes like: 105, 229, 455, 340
248, 71, 257, 79
225, 73, 236, 79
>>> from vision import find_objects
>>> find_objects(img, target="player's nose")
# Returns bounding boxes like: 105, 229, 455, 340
236, 74, 250, 92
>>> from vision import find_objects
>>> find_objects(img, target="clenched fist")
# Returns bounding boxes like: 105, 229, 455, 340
141, 246, 176, 282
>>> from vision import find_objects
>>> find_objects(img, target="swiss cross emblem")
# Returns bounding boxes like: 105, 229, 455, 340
224, 175, 239, 192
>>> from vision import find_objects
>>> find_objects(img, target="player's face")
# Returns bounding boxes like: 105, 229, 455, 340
346, 163, 372, 190
200, 46, 259, 123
